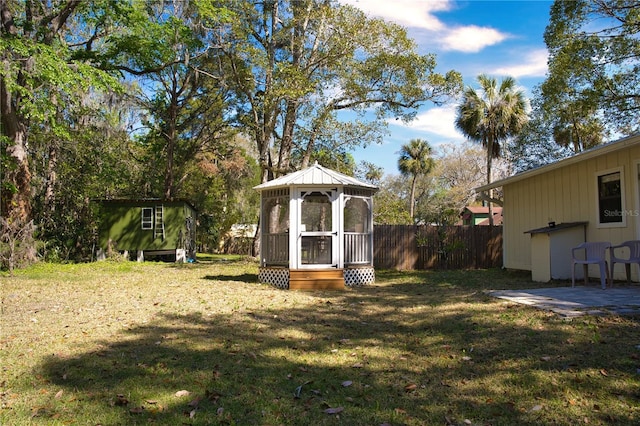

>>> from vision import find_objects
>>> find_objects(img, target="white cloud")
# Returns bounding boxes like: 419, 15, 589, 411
491, 49, 549, 78
402, 105, 465, 141
339, 0, 509, 53
441, 25, 509, 53
338, 0, 452, 31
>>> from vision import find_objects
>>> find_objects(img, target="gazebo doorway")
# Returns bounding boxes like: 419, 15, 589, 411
255, 162, 378, 290
300, 189, 336, 268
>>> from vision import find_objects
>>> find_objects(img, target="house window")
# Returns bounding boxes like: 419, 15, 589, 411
596, 169, 625, 226
141, 207, 153, 230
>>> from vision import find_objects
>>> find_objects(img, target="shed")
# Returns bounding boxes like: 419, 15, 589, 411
96, 199, 197, 262
254, 162, 378, 290
460, 206, 503, 226
476, 134, 640, 282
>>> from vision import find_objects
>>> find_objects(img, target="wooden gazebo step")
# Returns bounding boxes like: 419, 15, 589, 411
289, 269, 345, 290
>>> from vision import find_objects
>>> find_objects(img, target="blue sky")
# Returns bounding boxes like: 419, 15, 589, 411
338, 0, 554, 176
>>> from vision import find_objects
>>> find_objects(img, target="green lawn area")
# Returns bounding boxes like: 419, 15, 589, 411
1, 258, 638, 425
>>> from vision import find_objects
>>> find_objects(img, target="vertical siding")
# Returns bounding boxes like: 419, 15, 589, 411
502, 144, 640, 281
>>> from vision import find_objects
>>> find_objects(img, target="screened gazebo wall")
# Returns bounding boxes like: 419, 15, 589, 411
344, 189, 373, 265
261, 188, 290, 266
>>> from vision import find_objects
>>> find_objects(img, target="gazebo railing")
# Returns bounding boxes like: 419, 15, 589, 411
263, 232, 289, 265
345, 232, 371, 264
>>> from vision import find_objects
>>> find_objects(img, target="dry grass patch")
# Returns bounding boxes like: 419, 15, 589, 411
1, 259, 639, 425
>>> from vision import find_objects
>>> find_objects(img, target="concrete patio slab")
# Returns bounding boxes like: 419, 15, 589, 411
488, 285, 640, 318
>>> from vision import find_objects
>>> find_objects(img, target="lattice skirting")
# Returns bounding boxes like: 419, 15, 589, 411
259, 267, 290, 289
259, 267, 375, 289
344, 267, 375, 287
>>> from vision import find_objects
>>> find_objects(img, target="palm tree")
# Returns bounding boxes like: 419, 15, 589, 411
397, 139, 434, 221
455, 74, 528, 226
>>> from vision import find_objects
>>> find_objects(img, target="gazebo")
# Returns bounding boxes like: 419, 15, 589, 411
254, 162, 378, 290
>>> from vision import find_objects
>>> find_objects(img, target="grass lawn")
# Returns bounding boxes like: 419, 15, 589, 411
1, 257, 639, 425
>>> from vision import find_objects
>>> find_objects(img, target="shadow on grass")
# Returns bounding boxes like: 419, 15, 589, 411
203, 273, 259, 283
38, 276, 639, 425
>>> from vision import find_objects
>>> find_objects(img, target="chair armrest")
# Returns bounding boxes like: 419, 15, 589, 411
571, 246, 584, 259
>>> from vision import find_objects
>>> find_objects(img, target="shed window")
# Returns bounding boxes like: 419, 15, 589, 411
141, 207, 153, 230
596, 169, 625, 226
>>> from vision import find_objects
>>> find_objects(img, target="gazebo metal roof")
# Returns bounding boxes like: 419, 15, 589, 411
254, 162, 378, 191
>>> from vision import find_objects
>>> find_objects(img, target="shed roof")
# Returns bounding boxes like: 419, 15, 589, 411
476, 133, 640, 192
463, 206, 503, 215
254, 162, 378, 191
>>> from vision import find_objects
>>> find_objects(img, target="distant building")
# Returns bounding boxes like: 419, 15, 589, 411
460, 206, 503, 226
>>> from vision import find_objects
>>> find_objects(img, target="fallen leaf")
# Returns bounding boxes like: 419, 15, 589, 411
600, 369, 608, 377
529, 404, 543, 412
54, 390, 64, 399
129, 406, 145, 414
294, 381, 312, 399
342, 381, 353, 387
351, 363, 363, 368
324, 406, 344, 414
404, 383, 418, 392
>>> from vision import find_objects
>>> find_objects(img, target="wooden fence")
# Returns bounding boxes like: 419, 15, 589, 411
373, 225, 503, 270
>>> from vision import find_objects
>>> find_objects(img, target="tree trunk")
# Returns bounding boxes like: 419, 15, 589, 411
1, 76, 32, 221
278, 99, 298, 175
486, 136, 494, 227
409, 175, 417, 220
163, 88, 179, 200
44, 141, 59, 213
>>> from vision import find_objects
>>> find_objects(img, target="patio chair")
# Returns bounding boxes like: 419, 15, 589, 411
571, 242, 612, 289
610, 240, 640, 285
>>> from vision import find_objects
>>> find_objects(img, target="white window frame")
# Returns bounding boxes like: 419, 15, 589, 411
595, 166, 626, 228
141, 207, 154, 230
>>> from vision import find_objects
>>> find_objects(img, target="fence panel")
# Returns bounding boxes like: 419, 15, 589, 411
374, 225, 502, 270
373, 225, 419, 270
